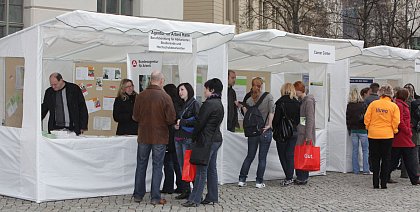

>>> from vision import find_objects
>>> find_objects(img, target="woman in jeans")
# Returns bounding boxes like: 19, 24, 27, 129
346, 87, 370, 174
238, 77, 275, 188
294, 81, 315, 185
182, 78, 224, 207
174, 83, 200, 199
272, 83, 300, 186
364, 84, 400, 189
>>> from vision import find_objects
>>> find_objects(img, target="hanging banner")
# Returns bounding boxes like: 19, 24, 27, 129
127, 53, 163, 91
308, 44, 335, 64
415, 59, 420, 73
148, 30, 192, 53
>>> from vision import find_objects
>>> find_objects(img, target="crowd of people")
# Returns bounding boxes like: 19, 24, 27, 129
346, 82, 420, 189
43, 69, 420, 206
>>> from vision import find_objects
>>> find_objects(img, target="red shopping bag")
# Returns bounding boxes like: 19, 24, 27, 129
182, 150, 196, 182
294, 140, 320, 171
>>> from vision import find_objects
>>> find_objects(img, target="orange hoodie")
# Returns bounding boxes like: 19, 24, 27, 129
364, 96, 400, 139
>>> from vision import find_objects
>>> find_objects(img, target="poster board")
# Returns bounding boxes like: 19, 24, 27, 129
4, 57, 24, 128
75, 63, 127, 136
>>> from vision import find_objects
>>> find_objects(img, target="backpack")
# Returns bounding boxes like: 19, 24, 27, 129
243, 92, 269, 137
273, 102, 293, 143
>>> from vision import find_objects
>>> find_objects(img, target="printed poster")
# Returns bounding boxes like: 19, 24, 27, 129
93, 116, 112, 131
76, 67, 88, 80
15, 66, 24, 90
102, 97, 115, 111
96, 77, 103, 90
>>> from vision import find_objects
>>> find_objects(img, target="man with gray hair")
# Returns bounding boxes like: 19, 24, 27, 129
41, 72, 88, 135
132, 70, 176, 205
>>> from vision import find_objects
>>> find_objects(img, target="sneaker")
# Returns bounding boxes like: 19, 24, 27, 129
281, 179, 294, 186
363, 172, 373, 175
255, 183, 266, 188
132, 196, 143, 203
238, 181, 247, 187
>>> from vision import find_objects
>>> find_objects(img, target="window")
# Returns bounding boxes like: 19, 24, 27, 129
0, 0, 23, 38
97, 0, 133, 16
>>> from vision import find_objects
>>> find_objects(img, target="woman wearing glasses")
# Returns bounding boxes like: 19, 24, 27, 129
113, 79, 138, 135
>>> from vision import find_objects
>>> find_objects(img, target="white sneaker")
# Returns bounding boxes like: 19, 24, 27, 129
255, 183, 266, 188
238, 181, 247, 187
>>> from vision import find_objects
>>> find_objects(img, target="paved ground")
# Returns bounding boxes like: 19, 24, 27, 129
1, 172, 420, 211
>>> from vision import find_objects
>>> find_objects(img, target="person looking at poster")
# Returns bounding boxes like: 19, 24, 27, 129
41, 72, 88, 135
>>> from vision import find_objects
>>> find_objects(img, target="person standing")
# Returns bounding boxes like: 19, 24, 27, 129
365, 83, 380, 106
174, 82, 200, 200
364, 84, 400, 189
360, 87, 370, 100
238, 77, 275, 188
293, 81, 316, 185
182, 78, 224, 207
346, 87, 370, 174
388, 88, 420, 185
113, 79, 138, 135
41, 72, 88, 135
227, 70, 239, 132
272, 83, 300, 186
132, 71, 176, 205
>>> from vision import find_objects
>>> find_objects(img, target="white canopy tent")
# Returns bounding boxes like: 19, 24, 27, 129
0, 11, 235, 202
223, 29, 364, 182
328, 46, 420, 172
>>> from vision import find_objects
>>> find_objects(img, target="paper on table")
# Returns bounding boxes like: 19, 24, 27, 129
93, 116, 112, 131
103, 97, 115, 111
76, 67, 88, 80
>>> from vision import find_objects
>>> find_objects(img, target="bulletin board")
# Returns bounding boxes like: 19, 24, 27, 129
4, 57, 24, 128
75, 62, 127, 136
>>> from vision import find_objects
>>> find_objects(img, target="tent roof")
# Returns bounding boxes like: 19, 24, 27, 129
350, 46, 420, 78
228, 29, 364, 72
0, 10, 235, 62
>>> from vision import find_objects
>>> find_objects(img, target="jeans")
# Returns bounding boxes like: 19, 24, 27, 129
162, 151, 182, 192
175, 138, 192, 192
239, 129, 272, 184
188, 142, 222, 205
275, 133, 297, 180
133, 143, 166, 201
369, 138, 392, 188
389, 147, 420, 185
351, 133, 369, 173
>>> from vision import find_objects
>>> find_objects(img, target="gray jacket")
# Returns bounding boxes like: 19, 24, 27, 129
296, 94, 316, 145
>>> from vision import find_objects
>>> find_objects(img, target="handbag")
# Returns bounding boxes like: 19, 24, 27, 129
189, 134, 212, 166
273, 102, 293, 143
181, 150, 196, 182
294, 140, 320, 171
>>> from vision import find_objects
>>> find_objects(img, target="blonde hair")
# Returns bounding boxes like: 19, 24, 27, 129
348, 87, 363, 103
117, 79, 137, 101
281, 83, 297, 99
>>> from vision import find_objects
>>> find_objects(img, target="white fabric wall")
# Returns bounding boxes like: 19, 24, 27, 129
270, 73, 284, 100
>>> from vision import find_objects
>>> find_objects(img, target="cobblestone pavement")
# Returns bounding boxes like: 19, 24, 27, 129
1, 172, 420, 211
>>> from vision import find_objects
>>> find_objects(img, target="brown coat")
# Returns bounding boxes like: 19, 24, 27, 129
132, 85, 176, 144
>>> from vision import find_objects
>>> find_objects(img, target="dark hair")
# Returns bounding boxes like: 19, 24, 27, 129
370, 83, 380, 93
396, 88, 409, 101
204, 78, 223, 95
177, 83, 195, 101
360, 87, 370, 97
50, 72, 63, 81
164, 84, 178, 100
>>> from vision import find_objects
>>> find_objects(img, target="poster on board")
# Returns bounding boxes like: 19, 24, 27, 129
127, 53, 162, 90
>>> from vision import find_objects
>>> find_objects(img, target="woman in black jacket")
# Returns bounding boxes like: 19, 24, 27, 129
182, 78, 224, 207
174, 82, 200, 199
346, 87, 369, 174
272, 83, 300, 186
113, 79, 138, 135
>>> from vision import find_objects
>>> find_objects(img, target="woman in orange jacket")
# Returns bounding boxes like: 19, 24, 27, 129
364, 84, 400, 189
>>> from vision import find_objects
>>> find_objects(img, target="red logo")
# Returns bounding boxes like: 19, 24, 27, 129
131, 60, 137, 67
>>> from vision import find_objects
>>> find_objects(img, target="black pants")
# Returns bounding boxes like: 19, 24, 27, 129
369, 138, 392, 188
389, 147, 419, 185
162, 151, 182, 192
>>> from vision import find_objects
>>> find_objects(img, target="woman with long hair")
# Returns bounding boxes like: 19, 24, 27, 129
113, 79, 138, 135
182, 78, 224, 207
346, 87, 370, 174
272, 83, 300, 186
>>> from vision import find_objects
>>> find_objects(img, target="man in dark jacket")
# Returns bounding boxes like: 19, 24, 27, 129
364, 83, 380, 106
41, 73, 88, 135
132, 70, 176, 205
227, 70, 239, 132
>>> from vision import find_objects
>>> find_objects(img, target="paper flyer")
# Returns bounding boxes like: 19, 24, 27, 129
86, 83, 93, 88
96, 77, 103, 90
76, 67, 88, 80
79, 83, 88, 96
109, 85, 116, 90
93, 116, 112, 131
15, 66, 24, 90
102, 97, 115, 111
103, 67, 122, 81
87, 66, 95, 80
86, 97, 101, 113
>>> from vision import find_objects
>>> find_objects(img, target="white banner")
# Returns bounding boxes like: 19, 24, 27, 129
149, 30, 192, 53
127, 53, 163, 91
308, 44, 335, 64
415, 59, 420, 73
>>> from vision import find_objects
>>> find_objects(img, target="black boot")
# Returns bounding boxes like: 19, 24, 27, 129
175, 191, 190, 199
